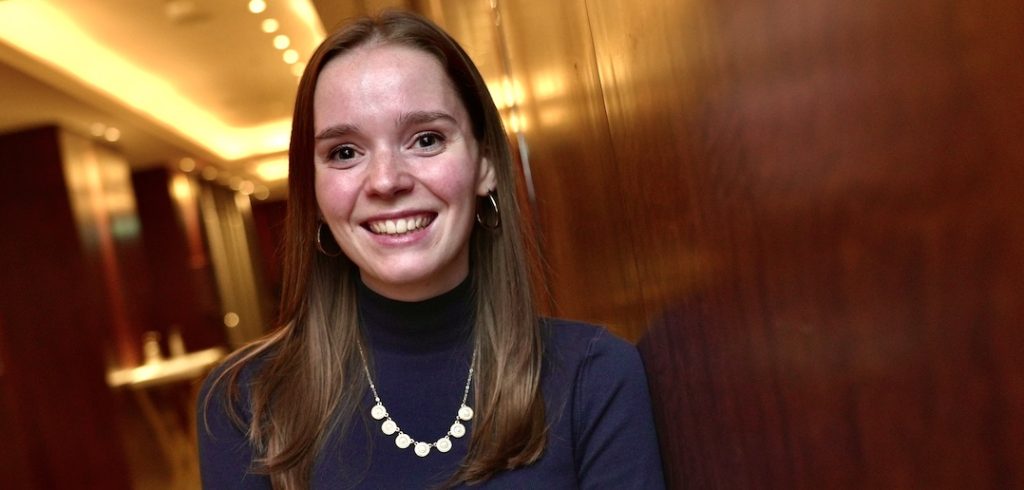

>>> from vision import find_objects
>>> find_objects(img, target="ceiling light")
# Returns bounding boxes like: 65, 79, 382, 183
2, 1, 295, 160
253, 185, 271, 201
89, 122, 106, 137
164, 0, 201, 24
239, 180, 256, 195
291, 62, 306, 77
253, 156, 288, 182
273, 34, 290, 50
283, 49, 299, 64
178, 157, 196, 172
201, 166, 219, 180
247, 0, 266, 14
171, 173, 193, 201
104, 127, 121, 142
261, 18, 279, 33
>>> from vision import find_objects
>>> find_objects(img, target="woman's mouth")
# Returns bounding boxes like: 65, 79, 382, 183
364, 213, 435, 236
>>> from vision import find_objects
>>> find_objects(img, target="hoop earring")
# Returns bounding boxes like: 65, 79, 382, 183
476, 192, 500, 231
316, 222, 342, 257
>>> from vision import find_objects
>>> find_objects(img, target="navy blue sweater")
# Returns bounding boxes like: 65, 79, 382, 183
199, 279, 665, 488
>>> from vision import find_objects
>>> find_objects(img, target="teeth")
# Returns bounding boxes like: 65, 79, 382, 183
368, 216, 431, 236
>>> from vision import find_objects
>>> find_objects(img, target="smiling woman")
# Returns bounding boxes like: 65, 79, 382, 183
198, 11, 664, 489
313, 44, 495, 301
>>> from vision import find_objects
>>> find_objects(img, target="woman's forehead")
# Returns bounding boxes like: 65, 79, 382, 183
313, 44, 466, 128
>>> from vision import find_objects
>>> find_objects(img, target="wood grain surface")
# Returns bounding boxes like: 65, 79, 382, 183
434, 0, 1024, 487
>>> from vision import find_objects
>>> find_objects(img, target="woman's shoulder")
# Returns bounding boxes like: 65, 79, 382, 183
539, 318, 645, 379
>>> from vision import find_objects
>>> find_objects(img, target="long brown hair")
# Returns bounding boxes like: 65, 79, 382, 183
205, 11, 546, 488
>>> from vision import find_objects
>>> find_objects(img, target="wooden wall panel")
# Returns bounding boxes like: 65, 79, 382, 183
489, 0, 648, 339
0, 126, 132, 489
251, 198, 288, 322
587, 0, 1024, 487
427, 0, 1024, 487
132, 167, 225, 352
0, 315, 33, 488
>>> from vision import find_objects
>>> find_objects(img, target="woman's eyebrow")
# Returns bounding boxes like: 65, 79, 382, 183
397, 111, 456, 128
315, 124, 359, 141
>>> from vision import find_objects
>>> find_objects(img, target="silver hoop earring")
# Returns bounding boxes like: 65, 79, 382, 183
316, 222, 342, 257
476, 192, 500, 231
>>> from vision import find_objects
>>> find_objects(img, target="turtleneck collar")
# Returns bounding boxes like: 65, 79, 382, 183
356, 275, 475, 354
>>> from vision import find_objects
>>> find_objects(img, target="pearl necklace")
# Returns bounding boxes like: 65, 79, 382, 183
357, 346, 476, 458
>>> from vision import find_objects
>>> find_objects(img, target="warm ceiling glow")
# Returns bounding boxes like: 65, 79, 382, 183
290, 0, 326, 40
252, 156, 289, 182
273, 34, 290, 50
248, 0, 267, 15
291, 62, 306, 77
0, 1, 320, 161
261, 18, 280, 33
283, 49, 299, 64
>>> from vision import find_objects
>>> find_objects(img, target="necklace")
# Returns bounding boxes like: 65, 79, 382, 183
357, 346, 476, 458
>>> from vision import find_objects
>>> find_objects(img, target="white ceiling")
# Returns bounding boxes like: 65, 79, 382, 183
0, 0, 360, 186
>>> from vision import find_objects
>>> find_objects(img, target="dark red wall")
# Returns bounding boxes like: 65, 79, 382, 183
250, 198, 288, 324
0, 126, 132, 489
617, 0, 1024, 487
131, 167, 225, 351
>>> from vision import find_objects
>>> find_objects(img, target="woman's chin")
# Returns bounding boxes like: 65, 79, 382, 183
359, 268, 466, 301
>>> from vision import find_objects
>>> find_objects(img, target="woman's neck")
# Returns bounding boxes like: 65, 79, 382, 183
356, 275, 474, 354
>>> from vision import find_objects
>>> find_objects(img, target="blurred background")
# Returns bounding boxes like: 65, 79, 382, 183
1, 0, 1021, 488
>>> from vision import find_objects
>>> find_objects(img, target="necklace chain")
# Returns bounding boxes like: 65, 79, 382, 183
357, 346, 476, 458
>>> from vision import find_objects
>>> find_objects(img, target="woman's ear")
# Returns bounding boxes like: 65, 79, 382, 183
476, 156, 497, 195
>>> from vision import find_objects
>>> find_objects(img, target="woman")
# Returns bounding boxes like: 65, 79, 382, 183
200, 11, 664, 489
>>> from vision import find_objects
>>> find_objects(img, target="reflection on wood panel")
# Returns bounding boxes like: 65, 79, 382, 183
492, 0, 648, 339
60, 130, 149, 367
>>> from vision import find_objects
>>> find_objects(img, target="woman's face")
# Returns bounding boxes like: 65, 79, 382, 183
313, 43, 495, 301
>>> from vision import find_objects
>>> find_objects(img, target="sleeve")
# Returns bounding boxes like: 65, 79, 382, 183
196, 370, 272, 489
574, 329, 666, 489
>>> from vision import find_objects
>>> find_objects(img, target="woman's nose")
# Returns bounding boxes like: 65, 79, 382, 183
365, 149, 413, 197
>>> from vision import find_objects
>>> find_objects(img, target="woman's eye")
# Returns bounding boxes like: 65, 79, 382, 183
414, 132, 445, 149
330, 145, 357, 161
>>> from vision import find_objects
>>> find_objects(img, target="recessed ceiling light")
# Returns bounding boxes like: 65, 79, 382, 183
164, 0, 202, 24
239, 180, 256, 195
273, 34, 290, 50
261, 18, 279, 33
104, 127, 121, 142
228, 176, 243, 190
178, 157, 196, 172
283, 49, 299, 64
201, 166, 219, 180
291, 62, 305, 77
248, 0, 266, 14
254, 185, 271, 201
